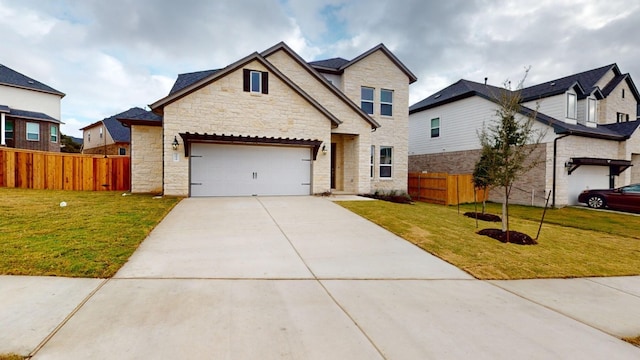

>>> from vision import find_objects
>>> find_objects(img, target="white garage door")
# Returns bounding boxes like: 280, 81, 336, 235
190, 143, 312, 197
567, 165, 609, 205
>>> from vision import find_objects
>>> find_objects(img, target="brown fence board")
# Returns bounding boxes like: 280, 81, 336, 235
0, 148, 130, 191
408, 172, 487, 206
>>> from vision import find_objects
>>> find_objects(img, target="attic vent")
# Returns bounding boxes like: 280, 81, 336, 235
434, 94, 441, 99
550, 82, 555, 86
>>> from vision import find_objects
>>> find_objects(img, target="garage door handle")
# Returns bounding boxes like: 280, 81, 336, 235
191, 182, 202, 186
253, 172, 258, 179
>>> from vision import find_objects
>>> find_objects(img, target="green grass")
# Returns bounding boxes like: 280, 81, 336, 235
338, 200, 640, 280
0, 188, 180, 278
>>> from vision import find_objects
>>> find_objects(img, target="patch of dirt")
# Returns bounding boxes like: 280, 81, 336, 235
477, 228, 537, 245
464, 212, 501, 222
360, 193, 413, 204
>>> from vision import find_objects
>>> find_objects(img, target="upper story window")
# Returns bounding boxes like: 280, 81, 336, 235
99, 126, 103, 139
379, 146, 393, 178
26, 122, 40, 141
566, 92, 577, 119
430, 118, 440, 138
88, 131, 91, 143
587, 98, 597, 123
243, 69, 269, 94
50, 125, 58, 143
380, 89, 393, 116
119, 147, 126, 155
361, 87, 374, 115
617, 112, 630, 123
622, 89, 625, 98
5, 121, 13, 139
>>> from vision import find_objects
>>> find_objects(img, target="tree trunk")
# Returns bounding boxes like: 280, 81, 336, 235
504, 186, 510, 243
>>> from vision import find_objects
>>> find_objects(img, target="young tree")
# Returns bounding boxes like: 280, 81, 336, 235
477, 69, 545, 242
472, 152, 492, 214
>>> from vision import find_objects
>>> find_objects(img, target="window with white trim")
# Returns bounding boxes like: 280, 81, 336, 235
617, 112, 629, 123
5, 121, 13, 139
566, 92, 577, 119
26, 122, 39, 141
587, 98, 597, 123
380, 89, 393, 116
119, 147, 126, 155
430, 118, 440, 138
99, 126, 103, 139
50, 125, 58, 142
370, 145, 375, 178
361, 87, 374, 115
379, 146, 392, 178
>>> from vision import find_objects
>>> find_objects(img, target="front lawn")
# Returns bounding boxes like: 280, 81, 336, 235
338, 200, 640, 280
0, 188, 179, 278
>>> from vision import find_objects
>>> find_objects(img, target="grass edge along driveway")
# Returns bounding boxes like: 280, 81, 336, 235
0, 188, 180, 278
338, 200, 640, 280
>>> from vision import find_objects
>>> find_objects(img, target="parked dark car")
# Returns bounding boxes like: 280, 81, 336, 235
578, 184, 640, 213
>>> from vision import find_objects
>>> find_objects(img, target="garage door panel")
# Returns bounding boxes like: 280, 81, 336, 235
190, 143, 311, 197
567, 166, 609, 205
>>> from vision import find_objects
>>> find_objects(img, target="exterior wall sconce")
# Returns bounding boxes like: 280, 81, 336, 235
172, 136, 179, 151
322, 144, 327, 155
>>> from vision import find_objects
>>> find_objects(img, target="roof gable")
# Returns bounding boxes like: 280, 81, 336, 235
520, 64, 616, 102
0, 64, 65, 97
261, 42, 380, 128
151, 50, 342, 127
309, 44, 417, 84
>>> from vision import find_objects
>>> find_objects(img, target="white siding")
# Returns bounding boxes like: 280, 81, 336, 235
0, 85, 62, 119
409, 96, 499, 155
321, 74, 343, 91
522, 94, 566, 124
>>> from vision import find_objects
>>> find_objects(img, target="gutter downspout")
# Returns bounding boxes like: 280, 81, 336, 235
552, 134, 571, 208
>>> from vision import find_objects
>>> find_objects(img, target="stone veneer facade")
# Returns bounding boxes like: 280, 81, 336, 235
130, 125, 163, 194
130, 43, 414, 197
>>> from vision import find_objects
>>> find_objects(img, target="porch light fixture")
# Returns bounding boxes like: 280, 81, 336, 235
322, 144, 327, 155
172, 136, 179, 151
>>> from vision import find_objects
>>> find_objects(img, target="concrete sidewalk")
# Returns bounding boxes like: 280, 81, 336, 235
2, 196, 639, 359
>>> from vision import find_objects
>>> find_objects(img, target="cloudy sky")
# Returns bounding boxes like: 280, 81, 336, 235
1, 0, 638, 137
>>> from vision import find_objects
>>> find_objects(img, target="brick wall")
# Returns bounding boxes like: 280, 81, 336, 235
409, 144, 548, 206
8, 118, 60, 152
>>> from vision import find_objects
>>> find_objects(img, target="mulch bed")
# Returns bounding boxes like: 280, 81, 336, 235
464, 212, 501, 222
360, 193, 413, 204
477, 229, 537, 245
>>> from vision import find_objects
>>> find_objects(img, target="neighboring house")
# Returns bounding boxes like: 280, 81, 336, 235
0, 64, 65, 152
80, 107, 152, 156
408, 64, 640, 207
119, 42, 416, 196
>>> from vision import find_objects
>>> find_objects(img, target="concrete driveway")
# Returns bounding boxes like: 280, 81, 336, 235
3, 196, 639, 359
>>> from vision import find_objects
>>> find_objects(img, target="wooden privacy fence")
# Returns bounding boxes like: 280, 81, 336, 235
0, 148, 130, 191
408, 172, 488, 206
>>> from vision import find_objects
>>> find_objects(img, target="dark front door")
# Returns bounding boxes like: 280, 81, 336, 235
330, 143, 336, 189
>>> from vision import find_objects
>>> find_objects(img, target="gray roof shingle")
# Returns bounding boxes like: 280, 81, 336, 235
169, 69, 219, 95
308, 57, 350, 70
7, 108, 60, 123
0, 64, 65, 96
519, 64, 614, 102
410, 78, 638, 141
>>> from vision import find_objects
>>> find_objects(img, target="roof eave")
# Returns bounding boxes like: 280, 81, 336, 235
261, 42, 380, 129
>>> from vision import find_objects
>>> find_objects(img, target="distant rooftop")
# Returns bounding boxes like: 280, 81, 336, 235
0, 64, 65, 97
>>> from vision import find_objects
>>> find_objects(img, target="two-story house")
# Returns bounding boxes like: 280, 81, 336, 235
119, 42, 416, 196
0, 64, 65, 152
81, 107, 155, 156
408, 64, 640, 207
